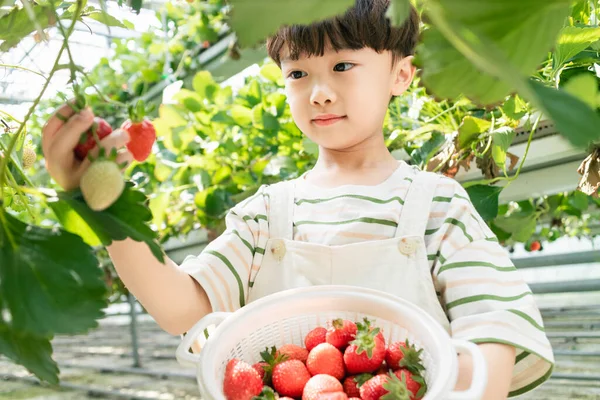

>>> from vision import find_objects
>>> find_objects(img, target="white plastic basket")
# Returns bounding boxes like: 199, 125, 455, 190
176, 285, 487, 400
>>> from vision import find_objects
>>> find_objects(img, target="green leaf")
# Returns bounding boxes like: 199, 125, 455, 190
386, 0, 410, 26
49, 199, 103, 247
554, 26, 600, 71
84, 10, 130, 29
465, 185, 503, 221
563, 73, 599, 109
457, 116, 490, 149
502, 95, 528, 120
0, 322, 59, 384
494, 214, 537, 242
230, 105, 253, 126
527, 80, 600, 148
51, 182, 165, 264
416, 0, 570, 105
0, 212, 107, 337
149, 191, 170, 228
228, 0, 355, 47
173, 89, 204, 112
194, 187, 227, 217
0, 5, 52, 51
193, 71, 217, 100
491, 127, 516, 171
260, 63, 283, 83
569, 190, 589, 211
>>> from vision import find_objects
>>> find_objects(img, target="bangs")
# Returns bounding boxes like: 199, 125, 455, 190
267, 0, 419, 65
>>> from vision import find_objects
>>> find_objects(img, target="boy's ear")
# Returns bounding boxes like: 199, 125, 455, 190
391, 56, 416, 96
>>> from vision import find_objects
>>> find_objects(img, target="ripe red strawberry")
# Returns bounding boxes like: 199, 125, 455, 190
343, 374, 373, 397
385, 340, 425, 373
272, 359, 311, 398
252, 361, 267, 381
74, 117, 113, 160
302, 374, 344, 400
343, 319, 386, 374
222, 359, 263, 400
530, 241, 541, 251
360, 372, 411, 400
326, 319, 357, 350
306, 343, 345, 380
305, 326, 327, 351
121, 118, 156, 162
319, 393, 348, 400
277, 344, 309, 363
394, 369, 427, 400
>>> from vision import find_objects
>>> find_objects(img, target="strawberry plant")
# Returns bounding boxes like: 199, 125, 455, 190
1, 0, 600, 385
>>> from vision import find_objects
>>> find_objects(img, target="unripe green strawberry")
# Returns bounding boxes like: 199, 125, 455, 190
22, 145, 36, 169
80, 159, 125, 211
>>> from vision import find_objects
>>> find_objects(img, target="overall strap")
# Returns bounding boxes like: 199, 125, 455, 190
395, 170, 441, 238
267, 180, 296, 240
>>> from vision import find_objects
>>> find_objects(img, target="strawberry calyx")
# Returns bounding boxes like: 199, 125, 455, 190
398, 339, 426, 375
259, 346, 288, 385
87, 146, 128, 170
252, 386, 278, 400
381, 371, 411, 400
127, 100, 152, 124
354, 373, 374, 387
332, 318, 345, 330
350, 318, 381, 359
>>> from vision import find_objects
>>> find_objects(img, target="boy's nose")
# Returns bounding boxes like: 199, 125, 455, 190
310, 84, 337, 106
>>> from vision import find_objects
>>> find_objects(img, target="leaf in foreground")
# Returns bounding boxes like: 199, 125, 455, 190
0, 212, 107, 338
50, 182, 165, 264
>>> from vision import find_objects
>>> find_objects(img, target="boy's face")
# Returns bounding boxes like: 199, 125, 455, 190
280, 43, 415, 152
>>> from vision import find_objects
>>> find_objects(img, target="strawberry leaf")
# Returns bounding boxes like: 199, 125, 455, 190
0, 212, 107, 337
381, 371, 411, 400
0, 321, 59, 384
49, 182, 164, 263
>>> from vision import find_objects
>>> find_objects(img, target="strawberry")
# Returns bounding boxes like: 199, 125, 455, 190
22, 144, 36, 169
319, 393, 349, 400
302, 374, 344, 400
258, 346, 287, 385
343, 319, 386, 374
530, 241, 541, 251
305, 326, 327, 351
385, 340, 425, 374
326, 319, 358, 350
222, 359, 263, 400
360, 372, 411, 400
343, 373, 373, 397
277, 344, 309, 363
306, 343, 345, 380
121, 118, 156, 162
252, 362, 267, 381
80, 157, 125, 211
74, 117, 113, 160
272, 359, 311, 398
393, 369, 427, 400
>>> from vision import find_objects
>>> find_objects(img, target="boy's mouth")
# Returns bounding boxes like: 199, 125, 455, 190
312, 114, 347, 126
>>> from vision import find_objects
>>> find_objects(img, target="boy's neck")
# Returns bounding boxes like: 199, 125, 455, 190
306, 135, 400, 188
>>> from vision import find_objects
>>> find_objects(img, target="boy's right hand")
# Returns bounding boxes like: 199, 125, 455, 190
42, 104, 133, 191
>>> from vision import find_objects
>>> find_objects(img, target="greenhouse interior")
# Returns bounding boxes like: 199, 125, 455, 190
1, 0, 600, 399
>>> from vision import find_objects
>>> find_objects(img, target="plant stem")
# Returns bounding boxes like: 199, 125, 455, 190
0, 0, 84, 203
0, 64, 47, 80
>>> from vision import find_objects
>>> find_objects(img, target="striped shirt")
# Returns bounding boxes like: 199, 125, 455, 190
179, 161, 554, 396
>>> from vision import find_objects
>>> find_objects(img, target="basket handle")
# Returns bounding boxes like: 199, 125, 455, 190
445, 339, 488, 400
176, 312, 230, 369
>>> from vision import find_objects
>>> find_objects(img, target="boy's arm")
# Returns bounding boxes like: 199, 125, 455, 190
107, 237, 212, 335
455, 343, 516, 400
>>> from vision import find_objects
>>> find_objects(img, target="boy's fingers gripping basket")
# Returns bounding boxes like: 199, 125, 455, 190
175, 285, 488, 400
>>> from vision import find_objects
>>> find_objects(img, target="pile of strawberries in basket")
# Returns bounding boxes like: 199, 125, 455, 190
223, 318, 428, 400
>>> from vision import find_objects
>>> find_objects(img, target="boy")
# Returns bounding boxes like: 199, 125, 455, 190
42, 0, 553, 398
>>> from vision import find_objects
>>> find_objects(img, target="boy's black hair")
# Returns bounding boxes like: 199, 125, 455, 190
266, 0, 420, 66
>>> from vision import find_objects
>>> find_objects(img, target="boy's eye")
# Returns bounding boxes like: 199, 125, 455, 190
288, 70, 307, 80
333, 62, 354, 72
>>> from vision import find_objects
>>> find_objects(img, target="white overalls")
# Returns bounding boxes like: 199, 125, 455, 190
247, 170, 451, 332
